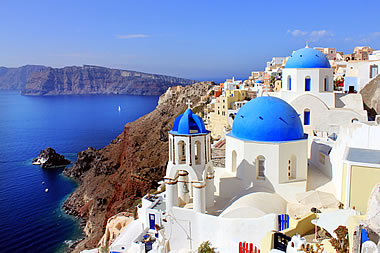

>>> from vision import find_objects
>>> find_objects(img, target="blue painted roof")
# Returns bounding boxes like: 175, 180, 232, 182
230, 96, 305, 142
170, 108, 208, 135
255, 80, 263, 83
285, 48, 331, 69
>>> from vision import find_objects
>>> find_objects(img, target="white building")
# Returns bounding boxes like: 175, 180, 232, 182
265, 56, 286, 75
344, 59, 379, 92
224, 96, 308, 202
277, 47, 367, 136
223, 77, 242, 91
369, 50, 380, 60
92, 48, 379, 253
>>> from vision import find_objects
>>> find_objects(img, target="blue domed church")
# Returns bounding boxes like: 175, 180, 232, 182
223, 96, 309, 201
281, 47, 334, 107
278, 46, 367, 136
165, 108, 215, 213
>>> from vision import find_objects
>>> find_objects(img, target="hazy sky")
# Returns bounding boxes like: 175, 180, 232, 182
1, 0, 379, 81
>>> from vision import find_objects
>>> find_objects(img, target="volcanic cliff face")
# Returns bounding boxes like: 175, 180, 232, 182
21, 65, 196, 96
62, 82, 213, 252
0, 65, 47, 90
360, 74, 380, 119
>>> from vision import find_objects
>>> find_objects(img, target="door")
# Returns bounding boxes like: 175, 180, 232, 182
149, 213, 155, 230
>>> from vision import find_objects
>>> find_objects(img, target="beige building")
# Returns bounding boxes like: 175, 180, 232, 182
341, 148, 380, 214
344, 46, 374, 61
206, 89, 248, 139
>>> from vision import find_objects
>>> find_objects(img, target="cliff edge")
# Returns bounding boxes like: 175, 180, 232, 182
21, 65, 196, 96
62, 82, 213, 252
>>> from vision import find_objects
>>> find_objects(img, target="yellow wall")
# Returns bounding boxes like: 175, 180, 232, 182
207, 89, 247, 139
341, 163, 347, 205
260, 213, 316, 252
282, 212, 316, 237
349, 165, 380, 213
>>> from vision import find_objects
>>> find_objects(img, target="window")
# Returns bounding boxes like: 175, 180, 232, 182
178, 141, 186, 164
288, 76, 291, 90
194, 141, 201, 165
169, 138, 172, 161
351, 118, 359, 123
370, 65, 378, 78
206, 138, 209, 163
288, 155, 296, 179
305, 77, 311, 91
324, 77, 328, 91
232, 150, 237, 172
304, 109, 310, 125
256, 156, 265, 179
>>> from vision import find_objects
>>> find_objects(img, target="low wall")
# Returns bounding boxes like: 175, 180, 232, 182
283, 212, 316, 237
260, 212, 316, 252
165, 207, 277, 252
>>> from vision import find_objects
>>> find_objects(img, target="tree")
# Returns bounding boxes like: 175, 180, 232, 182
270, 76, 276, 86
198, 240, 216, 253
330, 226, 349, 252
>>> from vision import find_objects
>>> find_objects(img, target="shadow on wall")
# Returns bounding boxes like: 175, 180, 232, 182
309, 142, 333, 190
219, 159, 275, 201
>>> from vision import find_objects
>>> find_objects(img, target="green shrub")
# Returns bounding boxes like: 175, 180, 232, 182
198, 240, 216, 253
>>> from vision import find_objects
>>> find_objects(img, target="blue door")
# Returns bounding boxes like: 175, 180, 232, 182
305, 78, 311, 91
304, 110, 310, 125
149, 214, 155, 230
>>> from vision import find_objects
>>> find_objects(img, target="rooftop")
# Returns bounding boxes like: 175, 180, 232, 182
345, 147, 380, 165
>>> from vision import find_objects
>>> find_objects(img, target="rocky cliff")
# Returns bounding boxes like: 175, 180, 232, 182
0, 65, 47, 90
21, 65, 196, 96
360, 74, 380, 119
62, 82, 213, 252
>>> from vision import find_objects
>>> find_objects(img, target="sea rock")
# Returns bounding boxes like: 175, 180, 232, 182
63, 147, 119, 179
33, 147, 71, 168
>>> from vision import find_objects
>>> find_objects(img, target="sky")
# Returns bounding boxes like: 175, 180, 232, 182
0, 0, 379, 81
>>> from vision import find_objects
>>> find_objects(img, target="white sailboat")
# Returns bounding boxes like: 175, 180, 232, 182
118, 106, 121, 112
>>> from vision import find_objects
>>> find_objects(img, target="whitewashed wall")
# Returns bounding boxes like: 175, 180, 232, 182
164, 207, 277, 252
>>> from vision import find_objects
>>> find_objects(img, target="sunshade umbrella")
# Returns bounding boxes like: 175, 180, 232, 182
296, 190, 339, 209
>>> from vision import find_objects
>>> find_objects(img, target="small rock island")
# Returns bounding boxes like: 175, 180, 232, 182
33, 147, 71, 168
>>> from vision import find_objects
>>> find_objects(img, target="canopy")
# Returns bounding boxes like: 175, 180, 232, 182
311, 209, 359, 238
296, 190, 339, 209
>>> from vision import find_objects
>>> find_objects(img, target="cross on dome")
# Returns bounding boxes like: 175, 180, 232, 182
186, 99, 192, 109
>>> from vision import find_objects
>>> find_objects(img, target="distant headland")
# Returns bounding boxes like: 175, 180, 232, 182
0, 65, 197, 96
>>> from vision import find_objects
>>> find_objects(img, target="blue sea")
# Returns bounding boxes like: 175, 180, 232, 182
0, 91, 159, 252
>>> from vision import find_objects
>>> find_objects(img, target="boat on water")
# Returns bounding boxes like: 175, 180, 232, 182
118, 106, 121, 112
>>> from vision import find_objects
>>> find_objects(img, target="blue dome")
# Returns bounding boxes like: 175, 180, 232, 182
231, 96, 305, 142
170, 108, 208, 135
255, 80, 263, 83
285, 48, 331, 69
